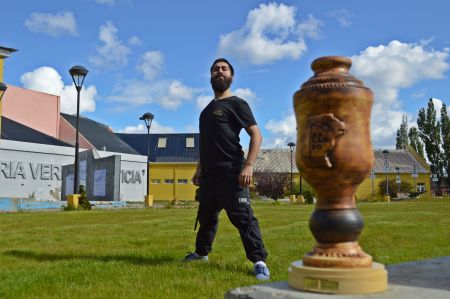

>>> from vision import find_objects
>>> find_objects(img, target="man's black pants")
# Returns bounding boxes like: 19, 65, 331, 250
195, 174, 268, 263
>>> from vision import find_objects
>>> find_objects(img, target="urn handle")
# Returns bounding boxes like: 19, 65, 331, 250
302, 113, 346, 168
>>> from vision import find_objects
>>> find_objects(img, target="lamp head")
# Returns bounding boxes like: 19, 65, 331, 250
140, 112, 154, 128
69, 65, 89, 88
287, 142, 296, 150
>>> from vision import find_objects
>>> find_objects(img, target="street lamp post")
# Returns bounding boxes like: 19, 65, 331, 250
69, 66, 88, 195
396, 167, 401, 194
287, 142, 295, 196
431, 173, 439, 197
411, 164, 418, 192
382, 150, 390, 202
0, 82, 7, 139
369, 168, 376, 198
140, 112, 154, 206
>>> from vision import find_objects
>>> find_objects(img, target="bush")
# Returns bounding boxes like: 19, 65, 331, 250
378, 179, 413, 198
78, 185, 91, 210
253, 172, 289, 201
64, 185, 91, 211
302, 190, 315, 204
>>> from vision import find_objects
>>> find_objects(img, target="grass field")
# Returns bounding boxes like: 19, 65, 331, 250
0, 198, 449, 298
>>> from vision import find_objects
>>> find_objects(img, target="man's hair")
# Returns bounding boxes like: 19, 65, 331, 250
210, 58, 234, 76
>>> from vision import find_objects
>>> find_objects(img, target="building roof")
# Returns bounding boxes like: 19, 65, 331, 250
253, 148, 429, 174
1, 116, 71, 147
0, 46, 18, 58
60, 113, 139, 155
116, 133, 199, 163
254, 149, 298, 173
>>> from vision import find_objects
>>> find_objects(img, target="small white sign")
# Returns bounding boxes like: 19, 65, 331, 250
93, 169, 106, 196
65, 174, 74, 195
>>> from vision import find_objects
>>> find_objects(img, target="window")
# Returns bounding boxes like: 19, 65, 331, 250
177, 179, 188, 184
417, 183, 425, 192
164, 179, 174, 184
186, 137, 194, 148
157, 138, 167, 148
151, 179, 161, 184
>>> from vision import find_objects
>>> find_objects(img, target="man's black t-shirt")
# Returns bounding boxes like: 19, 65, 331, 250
199, 96, 257, 176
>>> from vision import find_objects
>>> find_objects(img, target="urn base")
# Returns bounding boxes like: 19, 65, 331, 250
288, 260, 387, 294
303, 241, 372, 268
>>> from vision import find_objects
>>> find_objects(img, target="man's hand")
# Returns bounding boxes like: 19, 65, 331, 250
239, 163, 253, 187
192, 168, 201, 186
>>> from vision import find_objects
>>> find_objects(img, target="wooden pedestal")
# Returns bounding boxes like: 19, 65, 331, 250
288, 261, 387, 294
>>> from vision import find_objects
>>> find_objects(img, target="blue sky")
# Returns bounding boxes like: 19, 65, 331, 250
2, 0, 450, 149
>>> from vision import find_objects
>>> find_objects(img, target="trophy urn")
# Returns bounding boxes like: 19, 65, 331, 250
288, 56, 388, 294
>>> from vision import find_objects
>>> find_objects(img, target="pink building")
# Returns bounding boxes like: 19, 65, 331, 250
2, 85, 60, 138
2, 84, 94, 149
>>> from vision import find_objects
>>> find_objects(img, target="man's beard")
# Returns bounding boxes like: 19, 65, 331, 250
211, 75, 232, 93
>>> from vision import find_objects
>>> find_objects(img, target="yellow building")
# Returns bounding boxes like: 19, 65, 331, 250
355, 146, 430, 200
117, 133, 199, 201
149, 162, 197, 201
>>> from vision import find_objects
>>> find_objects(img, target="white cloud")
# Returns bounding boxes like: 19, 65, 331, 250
351, 40, 449, 147
24, 11, 78, 37
217, 3, 321, 65
95, 0, 115, 5
195, 88, 257, 110
137, 51, 164, 81
297, 14, 324, 39
264, 114, 296, 148
327, 9, 352, 27
109, 79, 194, 110
20, 66, 97, 114
196, 95, 212, 110
234, 88, 257, 106
120, 121, 176, 134
128, 36, 142, 46
89, 21, 131, 69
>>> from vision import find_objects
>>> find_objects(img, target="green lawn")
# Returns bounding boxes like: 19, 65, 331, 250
0, 199, 449, 298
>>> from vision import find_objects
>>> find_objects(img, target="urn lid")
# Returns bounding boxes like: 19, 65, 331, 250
301, 56, 366, 90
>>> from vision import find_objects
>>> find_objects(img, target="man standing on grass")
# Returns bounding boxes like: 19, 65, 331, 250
184, 58, 270, 281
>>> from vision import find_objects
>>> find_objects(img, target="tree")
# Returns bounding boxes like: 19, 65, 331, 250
408, 127, 425, 159
396, 114, 409, 149
377, 178, 413, 198
417, 98, 442, 176
441, 103, 450, 188
253, 172, 289, 200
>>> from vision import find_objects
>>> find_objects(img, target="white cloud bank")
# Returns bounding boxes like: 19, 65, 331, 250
20, 66, 97, 114
351, 40, 449, 147
217, 2, 323, 65
24, 11, 78, 37
120, 121, 176, 134
110, 48, 195, 110
264, 40, 449, 148
195, 88, 258, 110
89, 21, 131, 69
94, 0, 115, 6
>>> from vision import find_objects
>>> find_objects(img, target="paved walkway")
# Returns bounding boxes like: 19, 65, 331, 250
225, 256, 450, 299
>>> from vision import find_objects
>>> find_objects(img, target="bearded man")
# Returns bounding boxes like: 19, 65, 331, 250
184, 58, 270, 281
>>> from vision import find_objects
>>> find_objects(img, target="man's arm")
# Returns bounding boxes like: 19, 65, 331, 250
239, 125, 262, 187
